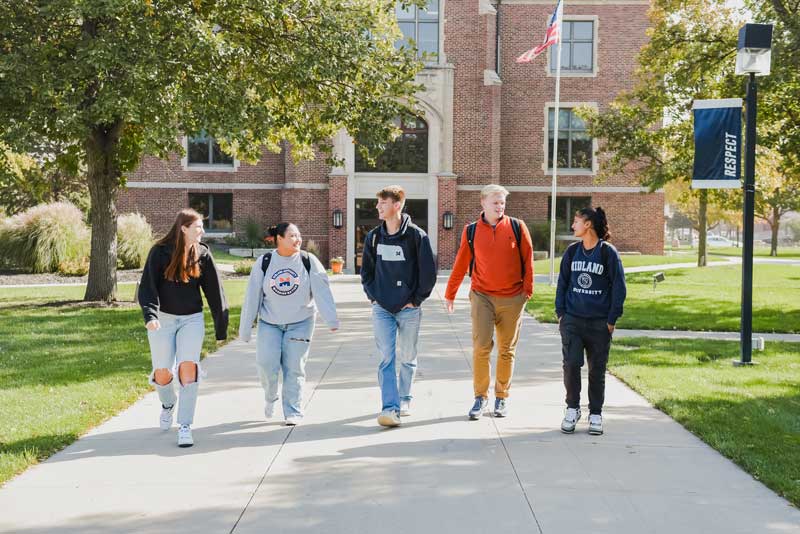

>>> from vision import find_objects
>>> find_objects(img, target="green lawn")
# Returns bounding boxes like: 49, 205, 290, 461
528, 264, 800, 333
0, 280, 248, 486
534, 253, 697, 275
208, 243, 246, 264
707, 246, 800, 258
609, 338, 800, 507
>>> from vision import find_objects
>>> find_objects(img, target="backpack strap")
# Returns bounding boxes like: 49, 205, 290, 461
261, 251, 272, 274
466, 222, 478, 277
261, 250, 311, 274
508, 217, 524, 279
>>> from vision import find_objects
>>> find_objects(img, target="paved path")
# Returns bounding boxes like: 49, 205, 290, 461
1, 280, 798, 533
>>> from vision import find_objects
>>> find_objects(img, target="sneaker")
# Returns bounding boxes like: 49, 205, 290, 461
177, 425, 194, 448
159, 404, 174, 431
561, 407, 581, 433
468, 397, 488, 420
494, 398, 509, 418
377, 410, 401, 427
285, 416, 302, 426
264, 401, 276, 420
588, 414, 603, 435
399, 399, 411, 417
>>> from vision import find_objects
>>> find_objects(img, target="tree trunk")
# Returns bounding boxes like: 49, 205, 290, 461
83, 122, 124, 302
697, 190, 708, 267
770, 205, 780, 257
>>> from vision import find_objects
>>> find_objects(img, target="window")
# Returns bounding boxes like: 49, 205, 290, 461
548, 108, 593, 170
395, 0, 439, 60
187, 132, 233, 166
355, 115, 428, 173
548, 196, 592, 234
550, 21, 594, 73
189, 193, 233, 232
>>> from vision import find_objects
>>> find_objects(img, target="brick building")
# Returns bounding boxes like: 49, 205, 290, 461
119, 0, 664, 272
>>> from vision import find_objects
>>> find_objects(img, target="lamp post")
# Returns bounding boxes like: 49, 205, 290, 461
734, 23, 772, 367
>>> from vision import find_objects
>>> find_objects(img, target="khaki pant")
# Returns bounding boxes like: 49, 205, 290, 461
469, 290, 527, 399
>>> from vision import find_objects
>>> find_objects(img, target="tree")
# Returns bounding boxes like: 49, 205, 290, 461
0, 0, 423, 301
751, 148, 800, 255
580, 0, 744, 267
0, 144, 87, 216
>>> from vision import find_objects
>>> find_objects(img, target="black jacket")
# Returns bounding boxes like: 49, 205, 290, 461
361, 214, 437, 313
138, 242, 229, 340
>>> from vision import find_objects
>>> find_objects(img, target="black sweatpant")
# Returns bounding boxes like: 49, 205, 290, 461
559, 313, 612, 415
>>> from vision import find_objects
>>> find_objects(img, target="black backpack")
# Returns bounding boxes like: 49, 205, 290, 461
261, 250, 311, 274
466, 217, 524, 278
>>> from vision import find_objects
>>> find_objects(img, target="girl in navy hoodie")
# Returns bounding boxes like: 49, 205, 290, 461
555, 207, 626, 436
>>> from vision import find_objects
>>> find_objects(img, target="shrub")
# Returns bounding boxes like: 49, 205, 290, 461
244, 219, 264, 248
305, 239, 321, 258
0, 201, 89, 273
117, 213, 153, 269
58, 257, 90, 276
233, 259, 255, 275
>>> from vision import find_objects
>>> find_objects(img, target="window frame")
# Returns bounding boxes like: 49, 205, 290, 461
188, 192, 234, 233
545, 16, 599, 78
395, 0, 441, 63
354, 115, 429, 174
542, 102, 598, 175
181, 135, 239, 172
548, 196, 592, 238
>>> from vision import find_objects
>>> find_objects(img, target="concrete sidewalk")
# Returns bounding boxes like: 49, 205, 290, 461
1, 281, 798, 533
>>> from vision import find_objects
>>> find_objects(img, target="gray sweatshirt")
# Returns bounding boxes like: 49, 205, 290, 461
239, 252, 339, 342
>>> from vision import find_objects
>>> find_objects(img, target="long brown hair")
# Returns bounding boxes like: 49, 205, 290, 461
156, 209, 202, 283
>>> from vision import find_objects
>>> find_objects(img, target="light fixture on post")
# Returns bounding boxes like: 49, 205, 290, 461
735, 22, 772, 367
332, 208, 343, 229
442, 211, 454, 230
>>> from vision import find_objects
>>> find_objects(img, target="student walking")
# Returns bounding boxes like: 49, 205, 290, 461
361, 186, 436, 428
239, 223, 339, 426
556, 206, 626, 436
139, 208, 229, 448
445, 184, 534, 420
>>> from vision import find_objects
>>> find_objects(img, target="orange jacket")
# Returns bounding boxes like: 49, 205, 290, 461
445, 214, 534, 300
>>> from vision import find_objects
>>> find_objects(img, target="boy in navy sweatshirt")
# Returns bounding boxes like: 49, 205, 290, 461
361, 185, 437, 428
555, 206, 626, 436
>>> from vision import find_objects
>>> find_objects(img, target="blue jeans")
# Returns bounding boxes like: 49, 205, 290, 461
146, 311, 205, 426
256, 316, 315, 419
372, 304, 422, 412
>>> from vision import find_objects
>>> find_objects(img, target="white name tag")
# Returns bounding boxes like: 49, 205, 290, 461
377, 244, 406, 262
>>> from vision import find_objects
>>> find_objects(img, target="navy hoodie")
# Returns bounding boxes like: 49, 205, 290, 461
361, 213, 437, 313
555, 240, 626, 325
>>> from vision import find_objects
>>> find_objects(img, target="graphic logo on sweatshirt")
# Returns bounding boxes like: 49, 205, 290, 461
376, 243, 406, 262
577, 272, 593, 289
270, 268, 300, 296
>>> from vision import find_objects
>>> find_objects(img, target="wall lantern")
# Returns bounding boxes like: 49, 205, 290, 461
332, 208, 344, 229
442, 211, 454, 230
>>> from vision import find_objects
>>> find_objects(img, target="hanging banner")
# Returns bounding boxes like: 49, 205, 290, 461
692, 98, 743, 189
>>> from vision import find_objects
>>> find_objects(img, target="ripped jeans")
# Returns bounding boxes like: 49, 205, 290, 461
256, 316, 315, 419
147, 311, 205, 426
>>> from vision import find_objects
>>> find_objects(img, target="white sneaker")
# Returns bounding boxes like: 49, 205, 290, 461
588, 414, 603, 435
377, 410, 401, 427
159, 405, 174, 431
561, 407, 581, 433
285, 416, 302, 426
177, 425, 194, 447
264, 401, 276, 420
399, 400, 411, 417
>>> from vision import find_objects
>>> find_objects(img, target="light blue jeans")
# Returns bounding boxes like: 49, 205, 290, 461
372, 304, 422, 412
146, 311, 205, 426
256, 316, 315, 419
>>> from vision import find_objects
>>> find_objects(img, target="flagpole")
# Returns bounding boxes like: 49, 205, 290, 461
548, 1, 564, 286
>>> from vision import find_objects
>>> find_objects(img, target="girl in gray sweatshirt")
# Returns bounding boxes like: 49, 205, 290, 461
239, 223, 339, 425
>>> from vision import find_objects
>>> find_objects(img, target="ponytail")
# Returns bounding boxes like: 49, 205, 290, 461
576, 206, 611, 241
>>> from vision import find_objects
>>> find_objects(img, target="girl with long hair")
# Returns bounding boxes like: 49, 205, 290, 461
555, 206, 626, 436
138, 208, 228, 447
239, 222, 338, 426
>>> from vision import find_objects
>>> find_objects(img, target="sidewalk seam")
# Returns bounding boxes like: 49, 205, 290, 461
229, 342, 344, 533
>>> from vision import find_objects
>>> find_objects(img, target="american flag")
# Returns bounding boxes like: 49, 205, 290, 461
515, 0, 563, 63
